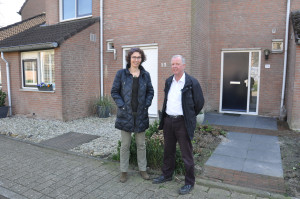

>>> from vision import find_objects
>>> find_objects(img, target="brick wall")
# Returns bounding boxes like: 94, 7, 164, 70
21, 0, 100, 25
209, 0, 287, 116
191, 0, 210, 111
291, 46, 300, 130
60, 22, 100, 121
286, 21, 296, 128
103, 0, 192, 110
21, 0, 46, 21
286, 0, 300, 130
287, 44, 300, 130
45, 0, 59, 25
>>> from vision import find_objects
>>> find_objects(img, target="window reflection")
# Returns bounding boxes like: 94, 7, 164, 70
249, 52, 259, 112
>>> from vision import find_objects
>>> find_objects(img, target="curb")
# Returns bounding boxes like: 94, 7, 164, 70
196, 178, 293, 199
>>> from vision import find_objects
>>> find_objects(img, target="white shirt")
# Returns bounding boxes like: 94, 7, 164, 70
166, 73, 185, 116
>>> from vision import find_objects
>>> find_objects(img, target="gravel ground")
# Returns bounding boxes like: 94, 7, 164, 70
0, 115, 120, 158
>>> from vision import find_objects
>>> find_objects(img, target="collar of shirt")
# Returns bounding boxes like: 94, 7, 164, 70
172, 73, 186, 85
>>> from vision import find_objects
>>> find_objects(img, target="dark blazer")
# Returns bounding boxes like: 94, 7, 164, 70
111, 65, 154, 133
159, 73, 204, 140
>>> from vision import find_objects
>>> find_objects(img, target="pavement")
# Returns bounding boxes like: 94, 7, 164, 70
0, 112, 295, 199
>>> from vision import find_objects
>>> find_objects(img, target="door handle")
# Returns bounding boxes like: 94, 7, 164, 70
230, 81, 240, 85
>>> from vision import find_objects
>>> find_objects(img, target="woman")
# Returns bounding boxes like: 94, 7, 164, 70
111, 48, 154, 183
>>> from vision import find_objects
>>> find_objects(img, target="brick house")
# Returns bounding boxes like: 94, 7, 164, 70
0, 0, 300, 130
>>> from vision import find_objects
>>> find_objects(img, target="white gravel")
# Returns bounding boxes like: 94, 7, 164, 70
0, 115, 121, 158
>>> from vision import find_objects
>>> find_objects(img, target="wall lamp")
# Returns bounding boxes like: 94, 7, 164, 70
264, 49, 271, 60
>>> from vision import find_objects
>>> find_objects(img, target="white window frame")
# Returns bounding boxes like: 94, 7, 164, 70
21, 50, 55, 90
219, 48, 261, 115
59, 0, 92, 22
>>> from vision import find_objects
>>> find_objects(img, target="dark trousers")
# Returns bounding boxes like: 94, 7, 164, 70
162, 117, 195, 185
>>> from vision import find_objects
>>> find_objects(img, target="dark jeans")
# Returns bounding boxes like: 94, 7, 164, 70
162, 117, 195, 185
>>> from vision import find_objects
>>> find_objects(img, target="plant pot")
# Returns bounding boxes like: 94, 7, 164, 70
0, 106, 9, 118
38, 86, 53, 91
197, 113, 205, 124
97, 105, 110, 118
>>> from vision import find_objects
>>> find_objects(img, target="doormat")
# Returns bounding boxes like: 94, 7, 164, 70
223, 113, 241, 116
39, 132, 100, 150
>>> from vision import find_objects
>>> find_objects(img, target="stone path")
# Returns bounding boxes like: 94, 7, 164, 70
0, 135, 289, 199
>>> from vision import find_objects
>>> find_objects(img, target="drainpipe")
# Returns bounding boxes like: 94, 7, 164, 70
100, 0, 104, 97
1, 52, 12, 116
280, 0, 290, 119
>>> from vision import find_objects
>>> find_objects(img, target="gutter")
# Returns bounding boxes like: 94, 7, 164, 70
1, 52, 12, 116
100, 0, 104, 97
280, 0, 290, 119
0, 42, 58, 53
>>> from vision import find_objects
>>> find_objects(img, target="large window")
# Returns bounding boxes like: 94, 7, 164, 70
22, 50, 55, 89
62, 0, 92, 20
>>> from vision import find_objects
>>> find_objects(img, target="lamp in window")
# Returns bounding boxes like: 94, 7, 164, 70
264, 49, 271, 60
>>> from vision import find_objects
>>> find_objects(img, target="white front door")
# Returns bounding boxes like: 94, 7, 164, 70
123, 44, 158, 117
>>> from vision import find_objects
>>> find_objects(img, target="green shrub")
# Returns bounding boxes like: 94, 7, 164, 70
0, 89, 7, 107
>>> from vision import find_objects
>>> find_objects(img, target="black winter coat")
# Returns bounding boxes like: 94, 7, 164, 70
159, 73, 204, 140
111, 65, 154, 133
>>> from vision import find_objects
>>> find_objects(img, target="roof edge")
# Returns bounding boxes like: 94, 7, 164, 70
0, 42, 58, 52
0, 13, 46, 31
18, 0, 29, 15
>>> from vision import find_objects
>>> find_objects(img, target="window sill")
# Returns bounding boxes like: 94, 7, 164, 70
20, 88, 55, 93
60, 15, 92, 23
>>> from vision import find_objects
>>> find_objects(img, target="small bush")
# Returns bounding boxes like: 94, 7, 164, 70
0, 89, 7, 107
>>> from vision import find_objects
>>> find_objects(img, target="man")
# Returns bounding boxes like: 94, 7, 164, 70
153, 55, 204, 195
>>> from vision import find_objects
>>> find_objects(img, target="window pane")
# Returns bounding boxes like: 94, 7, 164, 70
78, 0, 92, 17
41, 51, 55, 86
23, 60, 37, 87
249, 52, 259, 112
63, 0, 75, 20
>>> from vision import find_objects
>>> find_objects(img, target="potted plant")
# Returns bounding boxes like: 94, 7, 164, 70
96, 95, 113, 118
37, 82, 53, 91
196, 111, 205, 124
0, 89, 9, 118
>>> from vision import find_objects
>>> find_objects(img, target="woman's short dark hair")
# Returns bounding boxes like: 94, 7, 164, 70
126, 48, 146, 66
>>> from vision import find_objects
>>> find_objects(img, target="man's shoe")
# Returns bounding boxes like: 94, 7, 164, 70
140, 171, 150, 180
179, 184, 194, 195
120, 172, 127, 183
152, 175, 172, 184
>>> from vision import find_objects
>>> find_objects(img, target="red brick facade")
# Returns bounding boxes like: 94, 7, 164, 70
102, 0, 192, 107
1, 0, 300, 129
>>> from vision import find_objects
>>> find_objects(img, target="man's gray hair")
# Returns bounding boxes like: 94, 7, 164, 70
171, 55, 185, 64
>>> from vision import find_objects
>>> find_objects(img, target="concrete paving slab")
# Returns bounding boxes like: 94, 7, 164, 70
248, 141, 281, 153
247, 149, 282, 163
242, 159, 283, 177
214, 145, 248, 158
227, 132, 252, 141
206, 131, 283, 178
204, 112, 278, 130
206, 154, 245, 171
251, 134, 279, 144
254, 118, 277, 130
219, 139, 250, 149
